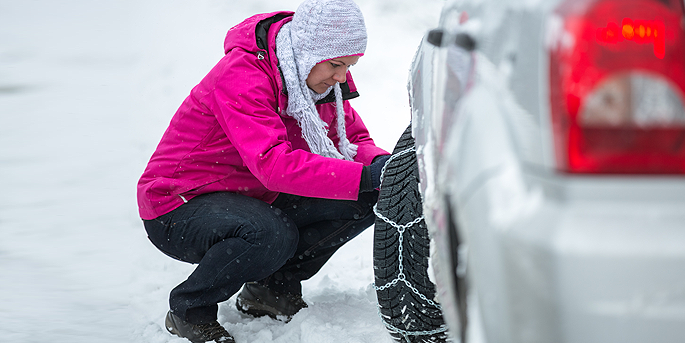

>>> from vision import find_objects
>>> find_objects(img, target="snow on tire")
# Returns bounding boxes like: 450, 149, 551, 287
373, 125, 449, 343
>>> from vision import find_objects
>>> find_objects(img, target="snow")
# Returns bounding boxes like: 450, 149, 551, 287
0, 0, 444, 342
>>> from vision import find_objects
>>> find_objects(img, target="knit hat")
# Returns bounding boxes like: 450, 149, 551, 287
291, 0, 367, 82
276, 0, 367, 161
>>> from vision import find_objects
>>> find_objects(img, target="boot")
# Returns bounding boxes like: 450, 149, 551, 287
165, 311, 235, 343
236, 282, 308, 321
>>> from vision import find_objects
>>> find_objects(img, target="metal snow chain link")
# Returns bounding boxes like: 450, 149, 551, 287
372, 146, 448, 340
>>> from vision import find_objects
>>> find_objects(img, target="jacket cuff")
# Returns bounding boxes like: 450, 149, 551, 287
359, 165, 374, 192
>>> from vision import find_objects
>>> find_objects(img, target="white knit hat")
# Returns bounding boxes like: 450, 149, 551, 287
291, 0, 368, 82
276, 0, 367, 161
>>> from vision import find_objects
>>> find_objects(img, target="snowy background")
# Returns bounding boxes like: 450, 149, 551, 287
0, 0, 445, 342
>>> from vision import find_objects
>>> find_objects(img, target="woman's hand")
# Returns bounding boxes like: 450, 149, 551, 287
360, 155, 391, 192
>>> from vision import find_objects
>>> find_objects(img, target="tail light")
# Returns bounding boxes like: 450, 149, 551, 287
549, 0, 685, 174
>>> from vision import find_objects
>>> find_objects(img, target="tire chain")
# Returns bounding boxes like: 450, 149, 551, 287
373, 146, 449, 342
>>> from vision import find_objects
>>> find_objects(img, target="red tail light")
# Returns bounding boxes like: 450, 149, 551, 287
549, 0, 685, 174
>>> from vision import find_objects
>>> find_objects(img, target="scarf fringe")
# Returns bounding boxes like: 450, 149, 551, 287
276, 22, 357, 161
334, 83, 358, 161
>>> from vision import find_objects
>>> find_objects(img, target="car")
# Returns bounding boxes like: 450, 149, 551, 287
401, 0, 685, 342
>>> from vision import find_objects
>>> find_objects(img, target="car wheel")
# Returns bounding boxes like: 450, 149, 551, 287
373, 124, 449, 342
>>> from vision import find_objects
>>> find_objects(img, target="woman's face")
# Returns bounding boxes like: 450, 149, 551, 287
306, 55, 361, 94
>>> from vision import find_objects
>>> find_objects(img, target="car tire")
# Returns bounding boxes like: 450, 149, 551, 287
373, 124, 449, 342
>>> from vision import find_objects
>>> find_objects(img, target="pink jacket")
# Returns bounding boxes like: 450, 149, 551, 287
137, 12, 389, 220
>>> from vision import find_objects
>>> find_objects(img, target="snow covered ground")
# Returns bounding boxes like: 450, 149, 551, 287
0, 0, 444, 342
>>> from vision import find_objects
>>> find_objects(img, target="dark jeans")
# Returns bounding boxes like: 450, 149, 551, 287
144, 190, 378, 324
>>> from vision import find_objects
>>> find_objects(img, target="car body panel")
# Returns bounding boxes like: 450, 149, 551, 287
408, 0, 685, 342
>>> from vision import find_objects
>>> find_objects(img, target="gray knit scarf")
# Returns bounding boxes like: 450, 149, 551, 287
276, 22, 358, 161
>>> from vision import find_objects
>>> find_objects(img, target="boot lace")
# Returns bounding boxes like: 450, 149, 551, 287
196, 322, 234, 343
286, 293, 308, 310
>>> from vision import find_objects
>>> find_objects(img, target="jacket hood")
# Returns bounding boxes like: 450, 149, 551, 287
224, 11, 294, 54
222, 10, 358, 105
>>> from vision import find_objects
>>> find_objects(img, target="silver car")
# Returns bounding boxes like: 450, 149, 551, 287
407, 0, 685, 342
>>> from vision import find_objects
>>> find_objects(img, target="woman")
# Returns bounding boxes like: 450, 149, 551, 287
137, 0, 390, 341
